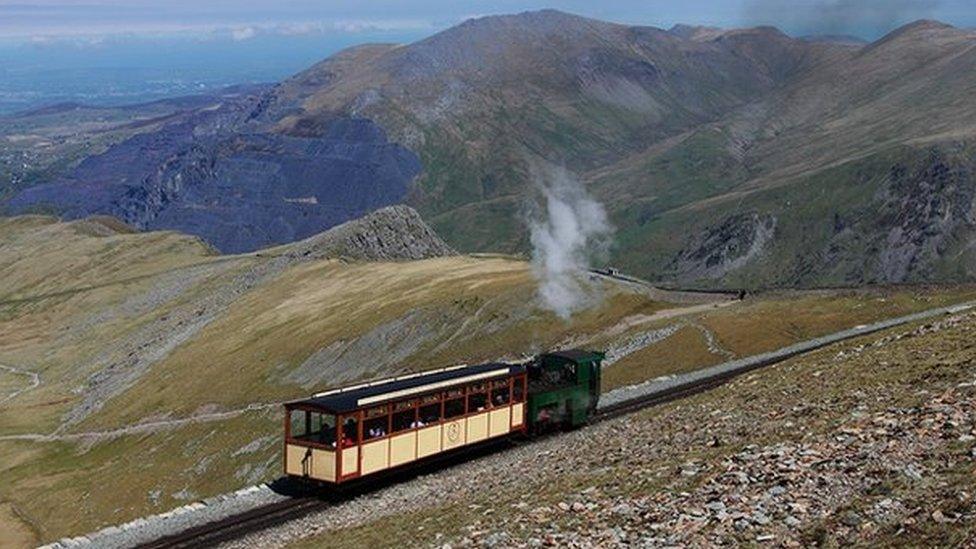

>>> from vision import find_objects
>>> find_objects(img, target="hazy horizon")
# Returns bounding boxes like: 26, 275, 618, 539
2, 0, 974, 114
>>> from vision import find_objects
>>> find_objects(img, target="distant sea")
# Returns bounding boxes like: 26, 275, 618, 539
0, 30, 429, 115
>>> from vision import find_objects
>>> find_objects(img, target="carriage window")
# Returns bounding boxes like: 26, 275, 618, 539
513, 378, 525, 403
420, 403, 441, 424
364, 405, 389, 439
467, 383, 488, 412
289, 409, 307, 438
290, 409, 336, 444
444, 397, 465, 419
392, 400, 417, 432
340, 415, 359, 447
491, 379, 510, 406
310, 413, 336, 445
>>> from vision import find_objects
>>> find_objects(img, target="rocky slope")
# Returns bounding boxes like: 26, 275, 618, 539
4, 11, 976, 286
272, 205, 455, 261
237, 307, 976, 548
4, 107, 420, 253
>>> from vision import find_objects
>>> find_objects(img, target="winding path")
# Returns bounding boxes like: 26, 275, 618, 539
686, 321, 737, 360
0, 402, 279, 443
0, 363, 40, 406
5, 301, 975, 445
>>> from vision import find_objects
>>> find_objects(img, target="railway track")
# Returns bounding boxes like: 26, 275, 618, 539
136, 301, 975, 548
135, 497, 329, 549
132, 362, 825, 548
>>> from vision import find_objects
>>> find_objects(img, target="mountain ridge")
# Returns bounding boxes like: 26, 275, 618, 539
4, 10, 976, 287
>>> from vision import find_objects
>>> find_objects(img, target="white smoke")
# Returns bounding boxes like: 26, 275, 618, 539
527, 165, 613, 319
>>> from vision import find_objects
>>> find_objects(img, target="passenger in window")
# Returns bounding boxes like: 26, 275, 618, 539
469, 393, 487, 412
342, 419, 357, 447
319, 429, 335, 445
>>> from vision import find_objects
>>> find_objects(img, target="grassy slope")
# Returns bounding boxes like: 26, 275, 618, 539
1, 217, 974, 544
0, 216, 670, 542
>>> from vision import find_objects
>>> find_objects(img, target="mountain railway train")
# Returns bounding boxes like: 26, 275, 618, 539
283, 350, 604, 484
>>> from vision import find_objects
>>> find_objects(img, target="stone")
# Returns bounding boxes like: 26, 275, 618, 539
705, 501, 726, 513
840, 511, 862, 527
611, 503, 634, 516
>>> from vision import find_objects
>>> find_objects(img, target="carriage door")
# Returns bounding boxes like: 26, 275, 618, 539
338, 412, 361, 480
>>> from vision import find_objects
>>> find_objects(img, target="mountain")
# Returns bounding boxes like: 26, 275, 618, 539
4, 10, 976, 287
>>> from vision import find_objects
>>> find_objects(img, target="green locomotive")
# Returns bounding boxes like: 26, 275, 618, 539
526, 349, 604, 431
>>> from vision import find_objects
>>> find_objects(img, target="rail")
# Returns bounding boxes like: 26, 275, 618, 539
135, 300, 975, 548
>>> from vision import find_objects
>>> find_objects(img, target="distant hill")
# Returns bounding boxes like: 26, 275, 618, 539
5, 10, 976, 288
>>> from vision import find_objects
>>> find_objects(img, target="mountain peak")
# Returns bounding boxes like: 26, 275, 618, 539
876, 19, 958, 41
899, 19, 956, 31
867, 19, 966, 51
450, 8, 617, 35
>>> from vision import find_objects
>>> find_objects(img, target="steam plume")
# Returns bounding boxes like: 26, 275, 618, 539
526, 165, 612, 319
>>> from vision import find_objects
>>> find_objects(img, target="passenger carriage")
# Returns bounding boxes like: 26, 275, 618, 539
284, 362, 528, 484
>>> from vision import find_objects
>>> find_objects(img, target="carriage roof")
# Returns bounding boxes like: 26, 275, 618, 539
288, 362, 526, 414
542, 349, 605, 363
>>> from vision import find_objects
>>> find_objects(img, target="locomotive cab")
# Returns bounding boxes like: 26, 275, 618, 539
526, 349, 604, 430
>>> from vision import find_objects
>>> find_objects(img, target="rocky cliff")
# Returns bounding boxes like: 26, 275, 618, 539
274, 205, 456, 261
5, 93, 421, 254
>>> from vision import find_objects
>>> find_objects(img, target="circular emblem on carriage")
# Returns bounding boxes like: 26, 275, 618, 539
447, 422, 461, 442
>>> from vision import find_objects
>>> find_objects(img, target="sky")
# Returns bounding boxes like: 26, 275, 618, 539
0, 0, 974, 112
3, 0, 974, 40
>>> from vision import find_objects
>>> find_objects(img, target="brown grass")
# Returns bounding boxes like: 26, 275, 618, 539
3, 216, 976, 545
0, 502, 38, 549
602, 326, 723, 391
700, 289, 976, 358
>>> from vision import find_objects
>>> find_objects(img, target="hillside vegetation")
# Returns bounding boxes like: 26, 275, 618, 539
1, 213, 974, 544
302, 14, 976, 288
0, 212, 672, 542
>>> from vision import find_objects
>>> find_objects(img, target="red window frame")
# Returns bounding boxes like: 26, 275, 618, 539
286, 371, 529, 482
